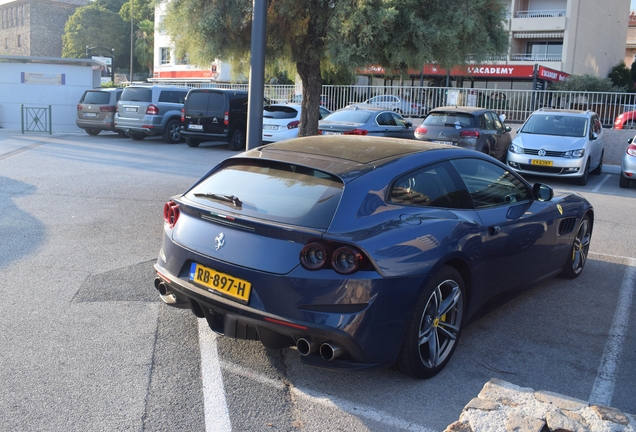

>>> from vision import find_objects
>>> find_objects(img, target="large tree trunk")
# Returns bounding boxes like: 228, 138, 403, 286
296, 60, 323, 137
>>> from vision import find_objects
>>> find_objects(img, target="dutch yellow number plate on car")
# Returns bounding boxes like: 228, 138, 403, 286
530, 159, 553, 166
189, 262, 251, 303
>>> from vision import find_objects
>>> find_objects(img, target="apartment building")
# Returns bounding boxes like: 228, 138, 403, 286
625, 10, 636, 66
0, 0, 88, 57
418, 0, 630, 90
151, 0, 234, 83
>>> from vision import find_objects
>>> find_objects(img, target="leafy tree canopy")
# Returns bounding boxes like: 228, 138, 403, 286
119, 0, 155, 25
607, 62, 634, 92
163, 0, 509, 136
62, 4, 129, 69
93, 0, 127, 14
551, 73, 626, 92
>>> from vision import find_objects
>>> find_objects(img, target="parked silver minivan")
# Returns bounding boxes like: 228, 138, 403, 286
114, 85, 189, 143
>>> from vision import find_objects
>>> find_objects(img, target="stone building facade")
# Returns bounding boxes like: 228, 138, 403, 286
0, 0, 88, 57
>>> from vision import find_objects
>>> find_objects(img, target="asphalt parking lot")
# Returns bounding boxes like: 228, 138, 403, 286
0, 128, 634, 431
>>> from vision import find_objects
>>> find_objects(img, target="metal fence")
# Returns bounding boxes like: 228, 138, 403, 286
144, 82, 636, 127
20, 104, 52, 134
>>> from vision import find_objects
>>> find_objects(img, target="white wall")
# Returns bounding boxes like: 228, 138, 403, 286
0, 61, 100, 131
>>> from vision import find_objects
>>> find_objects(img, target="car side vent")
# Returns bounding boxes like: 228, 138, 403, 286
559, 217, 577, 235
201, 214, 255, 232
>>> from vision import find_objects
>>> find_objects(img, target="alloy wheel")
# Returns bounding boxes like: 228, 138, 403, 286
417, 279, 463, 369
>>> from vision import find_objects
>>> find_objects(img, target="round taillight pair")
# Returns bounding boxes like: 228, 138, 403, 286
300, 242, 364, 274
163, 201, 180, 228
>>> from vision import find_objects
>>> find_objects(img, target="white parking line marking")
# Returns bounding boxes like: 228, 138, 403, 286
198, 319, 232, 432
591, 174, 611, 192
220, 360, 437, 432
588, 258, 636, 406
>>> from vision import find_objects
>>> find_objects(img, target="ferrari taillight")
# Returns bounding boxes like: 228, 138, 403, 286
300, 242, 366, 274
163, 201, 180, 228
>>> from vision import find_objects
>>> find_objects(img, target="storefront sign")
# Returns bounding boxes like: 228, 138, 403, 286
422, 64, 535, 78
537, 66, 569, 82
21, 72, 65, 85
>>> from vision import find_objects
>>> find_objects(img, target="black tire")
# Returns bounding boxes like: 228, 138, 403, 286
590, 151, 603, 175
117, 130, 127, 138
575, 160, 589, 186
185, 138, 201, 148
560, 215, 591, 279
619, 173, 631, 188
86, 129, 100, 136
395, 265, 465, 379
163, 119, 183, 144
129, 132, 145, 141
229, 129, 246, 151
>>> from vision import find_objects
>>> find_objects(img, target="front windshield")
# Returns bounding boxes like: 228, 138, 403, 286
521, 114, 588, 137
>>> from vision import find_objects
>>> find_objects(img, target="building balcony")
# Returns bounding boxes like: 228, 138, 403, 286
515, 9, 566, 18
511, 14, 566, 32
511, 53, 562, 62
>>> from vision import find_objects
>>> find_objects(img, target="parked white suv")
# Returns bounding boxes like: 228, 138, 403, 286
507, 109, 604, 186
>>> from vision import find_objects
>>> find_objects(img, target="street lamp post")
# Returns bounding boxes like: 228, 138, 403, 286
130, 0, 134, 82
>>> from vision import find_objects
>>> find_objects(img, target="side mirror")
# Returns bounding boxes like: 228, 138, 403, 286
505, 126, 512, 132
590, 132, 598, 141
533, 183, 553, 202
629, 137, 633, 144
405, 121, 413, 128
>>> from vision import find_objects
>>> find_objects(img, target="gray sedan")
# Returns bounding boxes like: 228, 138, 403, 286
318, 107, 415, 139
620, 136, 636, 188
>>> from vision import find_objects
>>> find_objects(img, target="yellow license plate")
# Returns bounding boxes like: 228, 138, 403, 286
189, 262, 252, 303
530, 159, 553, 166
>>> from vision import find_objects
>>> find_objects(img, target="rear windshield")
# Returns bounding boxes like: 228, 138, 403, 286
121, 87, 152, 102
185, 92, 210, 112
423, 112, 474, 128
263, 105, 299, 119
520, 114, 588, 137
186, 160, 343, 229
81, 91, 110, 104
323, 110, 372, 123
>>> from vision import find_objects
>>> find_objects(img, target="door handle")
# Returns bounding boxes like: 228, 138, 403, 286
489, 226, 500, 235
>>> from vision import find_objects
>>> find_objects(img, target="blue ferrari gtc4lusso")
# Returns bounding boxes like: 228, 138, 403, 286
153, 135, 593, 378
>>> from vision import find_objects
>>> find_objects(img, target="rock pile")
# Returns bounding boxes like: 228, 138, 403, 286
445, 378, 635, 432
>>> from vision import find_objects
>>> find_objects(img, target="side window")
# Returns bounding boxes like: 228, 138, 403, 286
391, 112, 407, 127
491, 112, 504, 131
592, 116, 601, 134
450, 158, 530, 208
390, 162, 472, 209
159, 90, 186, 104
377, 112, 396, 126
483, 112, 495, 130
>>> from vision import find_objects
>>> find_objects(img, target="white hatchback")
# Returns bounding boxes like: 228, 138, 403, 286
262, 103, 331, 143
507, 109, 604, 186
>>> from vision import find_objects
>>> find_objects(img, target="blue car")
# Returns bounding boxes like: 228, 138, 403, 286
154, 136, 593, 378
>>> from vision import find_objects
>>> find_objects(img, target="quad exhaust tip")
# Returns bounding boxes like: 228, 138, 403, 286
296, 338, 318, 356
319, 342, 343, 361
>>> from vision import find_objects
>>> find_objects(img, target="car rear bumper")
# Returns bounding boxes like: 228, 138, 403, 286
181, 129, 229, 142
153, 234, 424, 370
76, 117, 117, 131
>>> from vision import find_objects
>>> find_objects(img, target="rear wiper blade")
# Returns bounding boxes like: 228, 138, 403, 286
193, 193, 242, 207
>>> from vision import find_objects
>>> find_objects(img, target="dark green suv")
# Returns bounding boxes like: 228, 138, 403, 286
181, 89, 248, 150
